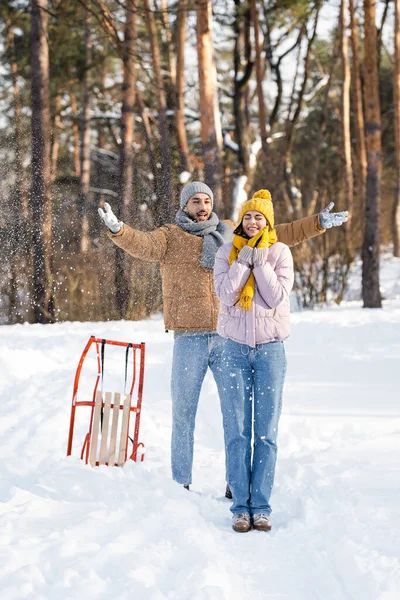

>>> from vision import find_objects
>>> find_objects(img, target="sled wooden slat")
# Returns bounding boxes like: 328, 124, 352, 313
117, 394, 131, 466
89, 391, 103, 466
108, 392, 120, 466
99, 392, 112, 465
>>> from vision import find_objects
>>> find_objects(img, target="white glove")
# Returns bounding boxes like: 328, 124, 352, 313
319, 202, 349, 229
237, 246, 254, 266
253, 247, 269, 266
98, 202, 123, 233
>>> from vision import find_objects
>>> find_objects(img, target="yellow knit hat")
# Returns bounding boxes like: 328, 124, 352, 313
238, 189, 274, 228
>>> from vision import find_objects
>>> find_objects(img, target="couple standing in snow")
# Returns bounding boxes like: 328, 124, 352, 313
99, 181, 348, 532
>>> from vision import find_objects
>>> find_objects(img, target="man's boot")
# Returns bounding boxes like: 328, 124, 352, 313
225, 484, 232, 499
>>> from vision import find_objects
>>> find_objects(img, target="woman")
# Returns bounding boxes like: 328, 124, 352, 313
214, 189, 294, 533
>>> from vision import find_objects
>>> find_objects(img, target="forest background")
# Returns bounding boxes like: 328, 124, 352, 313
0, 0, 399, 325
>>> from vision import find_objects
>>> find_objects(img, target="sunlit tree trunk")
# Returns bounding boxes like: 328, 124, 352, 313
116, 0, 137, 318
70, 91, 81, 177
97, 64, 108, 150
144, 0, 173, 223
251, 0, 268, 153
302, 36, 339, 217
50, 90, 61, 182
119, 0, 137, 222
175, 0, 191, 174
30, 0, 53, 323
233, 0, 253, 178
8, 25, 28, 220
282, 10, 319, 220
136, 86, 158, 181
79, 10, 92, 253
362, 0, 382, 308
6, 23, 29, 323
160, 0, 176, 88
195, 0, 224, 214
393, 0, 400, 256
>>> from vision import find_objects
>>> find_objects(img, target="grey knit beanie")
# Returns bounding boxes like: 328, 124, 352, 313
180, 181, 214, 209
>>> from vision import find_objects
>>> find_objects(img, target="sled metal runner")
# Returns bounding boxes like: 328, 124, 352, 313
67, 336, 146, 466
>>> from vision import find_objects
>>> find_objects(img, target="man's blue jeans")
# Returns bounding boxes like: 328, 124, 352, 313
171, 333, 226, 485
219, 339, 287, 515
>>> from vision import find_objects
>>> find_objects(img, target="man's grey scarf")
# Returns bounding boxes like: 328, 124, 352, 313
175, 210, 233, 268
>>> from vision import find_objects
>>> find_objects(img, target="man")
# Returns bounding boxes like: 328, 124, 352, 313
98, 182, 348, 494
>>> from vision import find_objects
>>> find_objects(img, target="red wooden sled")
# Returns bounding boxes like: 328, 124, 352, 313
67, 336, 146, 466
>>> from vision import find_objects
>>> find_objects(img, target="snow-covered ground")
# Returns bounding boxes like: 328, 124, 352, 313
1, 257, 400, 600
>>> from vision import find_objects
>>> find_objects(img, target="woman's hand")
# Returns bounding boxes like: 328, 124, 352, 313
253, 247, 269, 266
237, 246, 254, 266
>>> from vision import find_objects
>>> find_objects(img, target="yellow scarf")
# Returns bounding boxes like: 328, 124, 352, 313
228, 226, 278, 310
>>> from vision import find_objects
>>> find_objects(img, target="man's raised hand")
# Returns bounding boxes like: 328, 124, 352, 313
98, 202, 123, 233
319, 202, 349, 229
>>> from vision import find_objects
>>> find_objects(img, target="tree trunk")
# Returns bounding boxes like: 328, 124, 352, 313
97, 64, 108, 150
30, 0, 53, 323
393, 0, 400, 256
119, 1, 137, 221
302, 36, 339, 217
136, 85, 163, 207
116, 0, 137, 318
339, 0, 353, 230
6, 23, 30, 323
362, 0, 382, 308
160, 0, 176, 88
79, 10, 92, 253
50, 90, 62, 182
70, 91, 81, 177
8, 25, 29, 220
282, 11, 319, 220
349, 0, 367, 218
195, 0, 224, 215
233, 1, 253, 178
144, 0, 174, 223
175, 0, 191, 174
251, 0, 268, 153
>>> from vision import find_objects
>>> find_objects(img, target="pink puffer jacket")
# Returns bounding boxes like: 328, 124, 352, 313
214, 242, 294, 348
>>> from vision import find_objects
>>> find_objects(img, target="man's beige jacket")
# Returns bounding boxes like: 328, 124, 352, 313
108, 215, 324, 332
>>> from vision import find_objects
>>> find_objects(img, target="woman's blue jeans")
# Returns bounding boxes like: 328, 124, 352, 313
219, 339, 287, 515
171, 333, 226, 485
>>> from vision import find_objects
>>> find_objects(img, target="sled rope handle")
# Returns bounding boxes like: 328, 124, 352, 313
100, 339, 106, 430
124, 343, 132, 395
